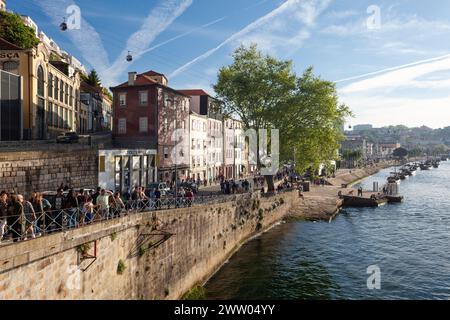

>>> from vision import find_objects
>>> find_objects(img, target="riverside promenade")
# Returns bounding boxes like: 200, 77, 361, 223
286, 162, 393, 221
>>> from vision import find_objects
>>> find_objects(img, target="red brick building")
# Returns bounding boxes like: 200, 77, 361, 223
110, 70, 191, 183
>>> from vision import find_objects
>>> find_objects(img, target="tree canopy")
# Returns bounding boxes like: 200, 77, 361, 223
214, 44, 351, 182
393, 147, 408, 158
0, 11, 40, 49
82, 69, 102, 87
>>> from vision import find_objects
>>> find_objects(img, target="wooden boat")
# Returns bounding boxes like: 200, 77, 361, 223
342, 195, 388, 208
385, 195, 404, 203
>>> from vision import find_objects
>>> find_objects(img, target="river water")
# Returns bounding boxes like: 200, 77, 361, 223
204, 161, 450, 300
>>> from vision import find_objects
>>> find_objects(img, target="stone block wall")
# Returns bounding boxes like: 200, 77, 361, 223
0, 191, 298, 299
0, 145, 98, 195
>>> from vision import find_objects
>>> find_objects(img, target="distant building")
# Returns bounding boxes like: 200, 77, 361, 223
376, 142, 401, 158
0, 0, 6, 11
353, 124, 373, 132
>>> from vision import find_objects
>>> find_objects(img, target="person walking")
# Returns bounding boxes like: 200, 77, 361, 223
19, 194, 36, 240
31, 193, 50, 236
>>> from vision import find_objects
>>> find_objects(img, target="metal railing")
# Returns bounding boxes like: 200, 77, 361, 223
0, 192, 258, 243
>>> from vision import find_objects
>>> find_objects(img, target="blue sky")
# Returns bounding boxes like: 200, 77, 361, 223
8, 0, 450, 128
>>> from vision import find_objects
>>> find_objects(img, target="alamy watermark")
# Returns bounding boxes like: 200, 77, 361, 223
65, 5, 81, 30
366, 5, 381, 30
366, 265, 381, 290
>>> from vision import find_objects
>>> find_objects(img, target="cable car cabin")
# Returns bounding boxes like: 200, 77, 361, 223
126, 52, 133, 62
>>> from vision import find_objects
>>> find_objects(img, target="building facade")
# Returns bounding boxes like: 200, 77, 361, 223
189, 112, 208, 181
0, 38, 81, 140
178, 89, 224, 183
0, 6, 87, 140
0, 69, 22, 141
111, 71, 190, 184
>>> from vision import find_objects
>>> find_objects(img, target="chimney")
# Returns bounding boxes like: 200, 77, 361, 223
128, 72, 137, 86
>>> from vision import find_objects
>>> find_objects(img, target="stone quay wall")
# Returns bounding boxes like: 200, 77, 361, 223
0, 191, 298, 299
0, 145, 98, 195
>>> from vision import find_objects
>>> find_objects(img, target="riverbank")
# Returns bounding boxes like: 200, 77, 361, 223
286, 162, 393, 221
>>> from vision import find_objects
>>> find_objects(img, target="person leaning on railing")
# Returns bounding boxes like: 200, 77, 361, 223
111, 192, 125, 218
65, 190, 79, 229
7, 195, 23, 242
96, 189, 112, 220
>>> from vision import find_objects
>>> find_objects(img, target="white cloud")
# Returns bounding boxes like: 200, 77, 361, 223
169, 0, 332, 78
338, 54, 450, 128
340, 55, 450, 94
325, 10, 358, 20
34, 0, 110, 74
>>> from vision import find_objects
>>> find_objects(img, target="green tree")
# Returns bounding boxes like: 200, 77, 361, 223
274, 68, 351, 174
82, 69, 101, 87
0, 11, 40, 49
214, 44, 296, 191
214, 44, 351, 190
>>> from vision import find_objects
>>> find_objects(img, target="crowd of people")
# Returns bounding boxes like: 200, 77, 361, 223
0, 188, 129, 243
220, 179, 252, 194
0, 168, 304, 243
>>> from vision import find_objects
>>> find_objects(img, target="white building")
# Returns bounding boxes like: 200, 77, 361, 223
233, 119, 245, 179
207, 116, 223, 182
189, 112, 208, 182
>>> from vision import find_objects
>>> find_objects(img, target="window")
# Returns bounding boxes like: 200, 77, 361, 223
48, 73, 53, 98
139, 117, 148, 133
60, 79, 64, 102
59, 106, 63, 128
65, 83, 69, 104
54, 76, 59, 98
69, 111, 73, 129
119, 93, 126, 106
118, 118, 127, 134
2, 61, 19, 74
37, 66, 45, 97
164, 118, 168, 131
64, 108, 68, 128
69, 86, 73, 106
99, 156, 106, 172
139, 91, 148, 106
47, 102, 53, 125
164, 147, 169, 159
164, 92, 169, 107
181, 120, 185, 129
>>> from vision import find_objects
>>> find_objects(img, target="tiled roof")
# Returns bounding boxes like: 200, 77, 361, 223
112, 74, 158, 88
177, 89, 211, 97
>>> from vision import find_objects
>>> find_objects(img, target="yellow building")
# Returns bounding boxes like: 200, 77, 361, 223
0, 38, 81, 139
